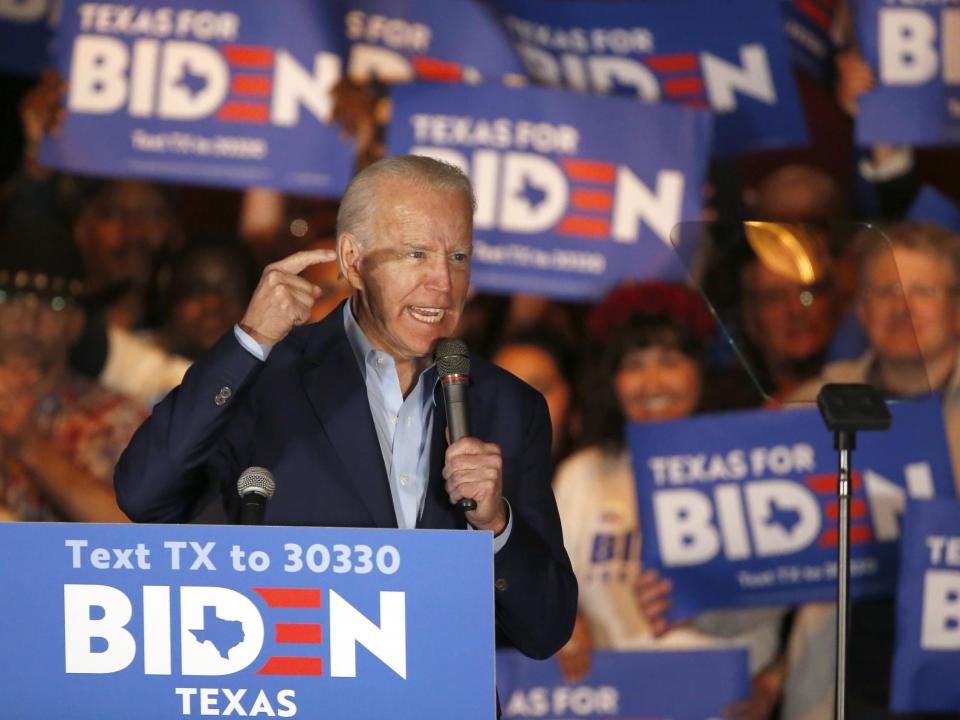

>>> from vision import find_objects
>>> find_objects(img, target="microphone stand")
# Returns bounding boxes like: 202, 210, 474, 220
815, 384, 891, 720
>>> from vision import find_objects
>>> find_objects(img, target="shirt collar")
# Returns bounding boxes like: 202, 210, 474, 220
342, 300, 439, 407
343, 299, 378, 372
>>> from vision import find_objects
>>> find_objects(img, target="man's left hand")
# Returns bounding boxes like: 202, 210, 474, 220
442, 437, 507, 533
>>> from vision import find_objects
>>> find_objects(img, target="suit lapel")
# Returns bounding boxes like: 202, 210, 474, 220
300, 319, 397, 529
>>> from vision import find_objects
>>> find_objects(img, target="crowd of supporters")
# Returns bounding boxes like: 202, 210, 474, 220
1, 8, 959, 718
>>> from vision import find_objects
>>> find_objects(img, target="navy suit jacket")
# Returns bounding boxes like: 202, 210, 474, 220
115, 304, 577, 659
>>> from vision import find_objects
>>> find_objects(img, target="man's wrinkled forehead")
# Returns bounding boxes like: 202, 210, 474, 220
369, 182, 473, 244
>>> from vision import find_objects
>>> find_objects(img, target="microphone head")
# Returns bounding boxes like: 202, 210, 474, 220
237, 466, 276, 499
434, 337, 470, 378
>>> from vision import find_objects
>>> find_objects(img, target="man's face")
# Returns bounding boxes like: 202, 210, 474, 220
0, 293, 82, 371
858, 246, 960, 366
346, 179, 473, 363
75, 181, 175, 290
167, 255, 250, 359
0, 293, 83, 434
743, 261, 837, 365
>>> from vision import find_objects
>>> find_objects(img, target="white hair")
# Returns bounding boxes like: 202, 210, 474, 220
336, 155, 476, 252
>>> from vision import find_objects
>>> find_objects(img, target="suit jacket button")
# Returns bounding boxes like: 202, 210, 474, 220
495, 578, 508, 592
214, 387, 232, 406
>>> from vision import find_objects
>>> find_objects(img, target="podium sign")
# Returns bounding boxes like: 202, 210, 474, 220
0, 522, 495, 719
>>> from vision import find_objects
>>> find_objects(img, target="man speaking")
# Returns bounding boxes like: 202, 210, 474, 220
115, 155, 577, 662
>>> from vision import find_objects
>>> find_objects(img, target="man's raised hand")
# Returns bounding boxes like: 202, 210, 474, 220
239, 249, 336, 346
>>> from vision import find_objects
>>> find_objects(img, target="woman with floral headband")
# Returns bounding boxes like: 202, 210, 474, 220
553, 281, 788, 720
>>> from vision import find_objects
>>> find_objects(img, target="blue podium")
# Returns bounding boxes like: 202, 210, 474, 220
0, 522, 496, 719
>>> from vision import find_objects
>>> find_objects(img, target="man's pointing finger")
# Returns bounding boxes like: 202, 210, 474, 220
271, 248, 339, 276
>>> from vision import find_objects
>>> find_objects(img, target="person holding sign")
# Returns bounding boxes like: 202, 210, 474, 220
115, 155, 577, 666
794, 221, 960, 490
781, 220, 960, 720
0, 214, 144, 523
553, 282, 787, 719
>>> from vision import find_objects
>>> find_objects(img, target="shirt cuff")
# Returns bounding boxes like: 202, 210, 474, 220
858, 147, 914, 183
466, 499, 513, 553
233, 324, 273, 362
492, 499, 513, 554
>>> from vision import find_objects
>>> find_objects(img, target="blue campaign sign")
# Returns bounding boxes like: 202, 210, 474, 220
39, 0, 355, 195
854, 0, 960, 146
908, 185, 960, 232
389, 81, 710, 300
891, 499, 960, 714
496, 648, 750, 720
0, 0, 55, 76
629, 396, 956, 619
0, 522, 496, 719
493, 0, 807, 155
344, 0, 525, 84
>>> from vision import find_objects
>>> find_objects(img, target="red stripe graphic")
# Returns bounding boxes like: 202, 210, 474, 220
805, 472, 862, 495
257, 657, 323, 676
276, 623, 323, 644
560, 158, 615, 184
818, 525, 873, 547
217, 102, 270, 123
231, 74, 272, 97
254, 588, 322, 608
411, 56, 464, 83
797, 0, 832, 31
824, 498, 867, 521
646, 53, 698, 74
222, 45, 274, 68
556, 216, 610, 238
571, 188, 613, 212
663, 77, 705, 96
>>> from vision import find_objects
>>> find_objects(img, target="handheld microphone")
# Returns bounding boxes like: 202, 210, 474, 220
434, 338, 477, 512
237, 466, 276, 525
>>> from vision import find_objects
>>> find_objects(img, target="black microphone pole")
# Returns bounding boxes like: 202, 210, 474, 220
816, 384, 891, 720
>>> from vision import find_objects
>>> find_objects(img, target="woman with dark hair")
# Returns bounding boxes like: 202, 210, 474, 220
554, 282, 787, 720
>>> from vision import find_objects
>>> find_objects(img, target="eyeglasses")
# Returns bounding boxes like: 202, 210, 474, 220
861, 283, 959, 303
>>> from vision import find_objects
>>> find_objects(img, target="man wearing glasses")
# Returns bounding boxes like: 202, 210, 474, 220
785, 220, 960, 720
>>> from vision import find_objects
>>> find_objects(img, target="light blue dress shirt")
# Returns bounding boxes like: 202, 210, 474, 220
341, 303, 436, 530
233, 306, 511, 548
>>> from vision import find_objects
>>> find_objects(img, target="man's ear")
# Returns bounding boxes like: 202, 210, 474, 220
338, 232, 364, 291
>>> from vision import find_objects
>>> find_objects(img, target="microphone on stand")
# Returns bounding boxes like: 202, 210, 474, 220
237, 466, 276, 525
434, 338, 477, 512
